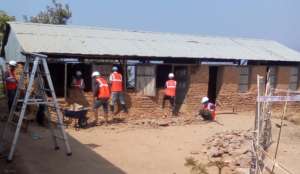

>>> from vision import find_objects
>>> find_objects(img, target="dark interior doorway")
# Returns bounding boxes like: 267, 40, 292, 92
48, 63, 65, 97
156, 65, 172, 88
174, 66, 189, 114
208, 66, 219, 103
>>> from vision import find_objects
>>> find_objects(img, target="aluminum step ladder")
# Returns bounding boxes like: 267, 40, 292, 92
1, 52, 72, 162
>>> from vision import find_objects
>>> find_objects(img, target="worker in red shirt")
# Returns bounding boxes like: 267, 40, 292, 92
5, 60, 18, 111
199, 96, 216, 121
71, 71, 85, 91
162, 73, 177, 116
109, 66, 127, 113
92, 71, 110, 125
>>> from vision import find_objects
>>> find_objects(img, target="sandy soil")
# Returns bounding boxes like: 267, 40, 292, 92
1, 99, 300, 174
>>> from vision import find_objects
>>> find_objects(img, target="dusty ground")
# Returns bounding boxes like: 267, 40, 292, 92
1, 97, 300, 174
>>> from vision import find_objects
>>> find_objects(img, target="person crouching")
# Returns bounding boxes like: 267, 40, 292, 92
92, 71, 110, 125
199, 97, 216, 121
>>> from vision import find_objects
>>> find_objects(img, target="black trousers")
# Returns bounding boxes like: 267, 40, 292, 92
162, 95, 176, 115
7, 89, 16, 111
199, 109, 213, 120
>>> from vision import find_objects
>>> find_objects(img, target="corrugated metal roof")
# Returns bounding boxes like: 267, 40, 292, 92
6, 22, 300, 62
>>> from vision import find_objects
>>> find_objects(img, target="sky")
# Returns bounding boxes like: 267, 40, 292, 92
1, 0, 300, 51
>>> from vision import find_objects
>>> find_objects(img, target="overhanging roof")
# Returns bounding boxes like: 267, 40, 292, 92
3, 22, 300, 62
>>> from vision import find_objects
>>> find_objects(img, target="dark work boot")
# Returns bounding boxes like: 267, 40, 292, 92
110, 105, 114, 112
121, 104, 128, 113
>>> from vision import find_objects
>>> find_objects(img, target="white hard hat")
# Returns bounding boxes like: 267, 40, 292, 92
9, 60, 17, 66
201, 97, 209, 104
168, 73, 174, 78
76, 71, 82, 76
91, 71, 100, 77
112, 66, 118, 71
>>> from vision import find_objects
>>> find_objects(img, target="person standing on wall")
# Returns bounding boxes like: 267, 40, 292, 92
71, 70, 85, 91
69, 70, 89, 107
92, 71, 110, 125
109, 66, 128, 114
5, 60, 18, 111
162, 73, 177, 116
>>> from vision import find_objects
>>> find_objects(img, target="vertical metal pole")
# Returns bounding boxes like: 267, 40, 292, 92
271, 91, 289, 173
36, 64, 59, 150
123, 59, 127, 91
64, 63, 68, 101
41, 58, 72, 155
7, 57, 40, 161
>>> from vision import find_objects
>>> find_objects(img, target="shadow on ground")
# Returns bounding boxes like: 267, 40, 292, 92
0, 97, 125, 174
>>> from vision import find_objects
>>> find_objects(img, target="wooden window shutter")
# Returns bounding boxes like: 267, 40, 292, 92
239, 67, 250, 93
136, 65, 156, 96
289, 67, 299, 90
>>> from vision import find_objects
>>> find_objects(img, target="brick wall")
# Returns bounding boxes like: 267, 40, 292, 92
11, 62, 300, 120
216, 66, 268, 111
184, 65, 208, 114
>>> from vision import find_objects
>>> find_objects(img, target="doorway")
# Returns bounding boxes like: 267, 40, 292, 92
207, 66, 219, 103
174, 66, 189, 114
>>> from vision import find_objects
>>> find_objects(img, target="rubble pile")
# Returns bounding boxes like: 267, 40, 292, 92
203, 130, 253, 171
130, 116, 200, 128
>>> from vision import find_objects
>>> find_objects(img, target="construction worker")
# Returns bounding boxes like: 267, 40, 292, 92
162, 73, 177, 116
5, 60, 18, 111
92, 71, 110, 125
199, 96, 216, 121
109, 66, 128, 113
68, 70, 89, 107
71, 70, 85, 90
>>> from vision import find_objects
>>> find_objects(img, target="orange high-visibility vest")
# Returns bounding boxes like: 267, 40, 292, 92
165, 80, 176, 97
110, 72, 123, 92
5, 70, 17, 90
72, 79, 84, 89
96, 77, 110, 99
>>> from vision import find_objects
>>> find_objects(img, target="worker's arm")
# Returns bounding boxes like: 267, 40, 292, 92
93, 81, 99, 98
4, 71, 17, 83
108, 74, 113, 85
81, 79, 85, 90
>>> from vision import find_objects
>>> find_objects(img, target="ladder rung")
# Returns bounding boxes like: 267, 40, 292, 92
8, 121, 17, 126
38, 72, 50, 76
40, 88, 52, 92
18, 99, 43, 103
26, 101, 56, 105
54, 135, 66, 140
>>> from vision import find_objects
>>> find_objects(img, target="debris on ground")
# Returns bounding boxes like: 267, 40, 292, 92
202, 130, 253, 172
129, 116, 201, 128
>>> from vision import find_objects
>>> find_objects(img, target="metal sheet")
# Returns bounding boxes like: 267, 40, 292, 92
5, 22, 300, 62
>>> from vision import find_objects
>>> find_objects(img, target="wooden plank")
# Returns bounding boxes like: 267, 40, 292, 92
257, 95, 300, 102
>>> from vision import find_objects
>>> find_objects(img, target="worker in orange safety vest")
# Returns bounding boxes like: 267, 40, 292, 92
109, 66, 127, 113
162, 73, 177, 116
92, 71, 110, 125
5, 60, 18, 111
71, 71, 85, 90
199, 96, 216, 121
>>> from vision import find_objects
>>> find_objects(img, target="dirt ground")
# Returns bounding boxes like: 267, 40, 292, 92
1, 98, 300, 174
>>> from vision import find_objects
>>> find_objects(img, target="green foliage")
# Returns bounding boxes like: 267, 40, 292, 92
0, 11, 15, 51
185, 157, 209, 174
185, 157, 229, 174
24, 0, 72, 24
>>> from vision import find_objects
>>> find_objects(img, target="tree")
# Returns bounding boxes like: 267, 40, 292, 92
24, 0, 72, 25
0, 11, 15, 51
